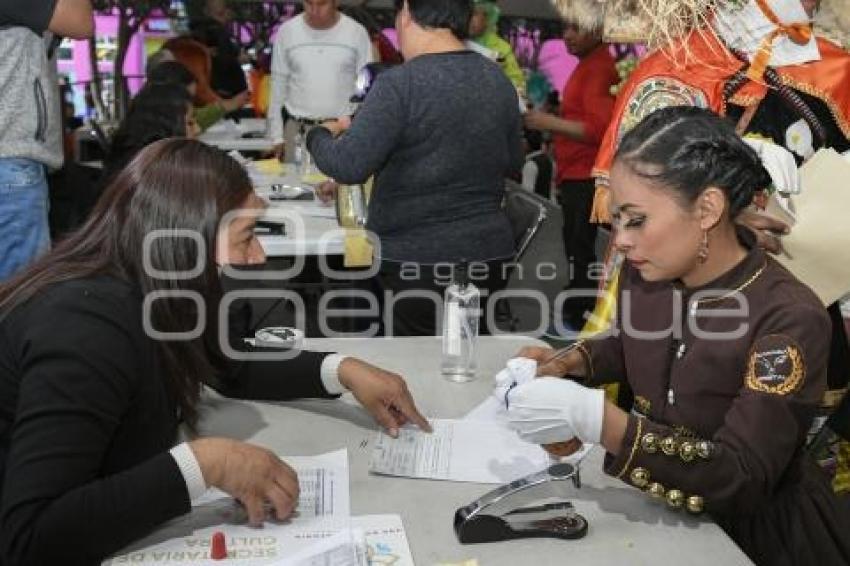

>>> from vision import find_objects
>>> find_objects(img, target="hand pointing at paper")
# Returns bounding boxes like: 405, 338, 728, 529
338, 358, 432, 438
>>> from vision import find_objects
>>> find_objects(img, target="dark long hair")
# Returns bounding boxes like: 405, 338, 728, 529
103, 83, 193, 182
0, 139, 254, 426
614, 106, 772, 218
147, 60, 198, 90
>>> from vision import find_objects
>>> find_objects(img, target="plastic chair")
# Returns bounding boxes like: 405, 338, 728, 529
499, 181, 570, 334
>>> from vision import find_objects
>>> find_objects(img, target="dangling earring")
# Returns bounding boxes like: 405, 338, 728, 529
697, 231, 710, 264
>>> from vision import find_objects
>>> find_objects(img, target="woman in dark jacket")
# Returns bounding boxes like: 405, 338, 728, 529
0, 139, 428, 564
507, 107, 850, 566
308, 0, 523, 336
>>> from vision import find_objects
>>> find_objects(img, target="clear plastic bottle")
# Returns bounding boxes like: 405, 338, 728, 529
349, 184, 367, 227
441, 262, 480, 382
293, 127, 304, 172
301, 139, 313, 177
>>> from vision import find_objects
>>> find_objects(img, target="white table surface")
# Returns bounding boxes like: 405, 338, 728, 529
190, 336, 752, 566
200, 118, 277, 153
257, 210, 345, 257
252, 169, 346, 257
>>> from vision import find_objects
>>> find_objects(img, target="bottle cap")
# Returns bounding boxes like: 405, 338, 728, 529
456, 260, 470, 288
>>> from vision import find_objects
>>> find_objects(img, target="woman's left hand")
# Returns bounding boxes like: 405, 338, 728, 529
338, 357, 432, 437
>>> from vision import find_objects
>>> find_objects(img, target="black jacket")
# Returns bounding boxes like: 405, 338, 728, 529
0, 275, 335, 564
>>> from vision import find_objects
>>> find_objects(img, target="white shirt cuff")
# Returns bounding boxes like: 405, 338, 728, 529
169, 442, 208, 502
320, 354, 347, 395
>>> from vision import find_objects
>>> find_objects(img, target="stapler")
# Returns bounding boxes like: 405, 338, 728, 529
454, 462, 588, 544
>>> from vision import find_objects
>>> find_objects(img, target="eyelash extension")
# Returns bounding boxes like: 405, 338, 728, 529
624, 216, 646, 229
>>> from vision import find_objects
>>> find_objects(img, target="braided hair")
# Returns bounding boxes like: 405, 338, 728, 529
614, 106, 772, 218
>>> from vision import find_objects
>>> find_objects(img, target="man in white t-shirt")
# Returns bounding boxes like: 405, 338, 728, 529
268, 0, 373, 161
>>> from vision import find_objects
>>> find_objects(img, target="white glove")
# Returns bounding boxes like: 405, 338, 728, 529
492, 357, 537, 407
506, 378, 605, 445
743, 138, 801, 195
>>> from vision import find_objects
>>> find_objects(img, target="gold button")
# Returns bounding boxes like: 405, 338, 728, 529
679, 441, 696, 462
666, 489, 685, 509
696, 441, 713, 460
641, 433, 659, 454
686, 495, 705, 514
630, 467, 650, 488
647, 482, 666, 499
661, 436, 679, 456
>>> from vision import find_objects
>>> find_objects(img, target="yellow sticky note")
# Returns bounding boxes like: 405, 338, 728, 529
253, 159, 286, 176
344, 230, 373, 268
302, 172, 329, 184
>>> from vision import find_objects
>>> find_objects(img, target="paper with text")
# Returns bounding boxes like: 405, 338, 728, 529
369, 419, 551, 484
104, 450, 353, 566
270, 515, 413, 566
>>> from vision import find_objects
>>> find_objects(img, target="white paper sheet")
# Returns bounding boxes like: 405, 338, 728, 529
261, 203, 338, 219
103, 514, 413, 566
369, 419, 552, 484
272, 529, 367, 566
296, 207, 338, 219
104, 450, 351, 566
192, 449, 349, 521
463, 394, 510, 424
270, 515, 413, 566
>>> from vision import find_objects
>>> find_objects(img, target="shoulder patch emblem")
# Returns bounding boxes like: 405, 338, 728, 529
745, 334, 805, 395
618, 77, 709, 142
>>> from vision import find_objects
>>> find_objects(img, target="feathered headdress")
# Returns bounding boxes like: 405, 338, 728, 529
551, 0, 605, 33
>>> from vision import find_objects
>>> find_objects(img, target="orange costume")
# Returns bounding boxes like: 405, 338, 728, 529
592, 28, 850, 215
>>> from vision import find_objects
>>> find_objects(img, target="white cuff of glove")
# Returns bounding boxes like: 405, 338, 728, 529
506, 378, 605, 444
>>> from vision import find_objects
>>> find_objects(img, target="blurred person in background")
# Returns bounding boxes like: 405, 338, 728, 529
308, 0, 522, 336
190, 0, 250, 100
522, 0, 618, 330
163, 37, 249, 118
467, 0, 525, 93
268, 0, 373, 162
0, 0, 93, 280
147, 59, 244, 132
102, 83, 199, 183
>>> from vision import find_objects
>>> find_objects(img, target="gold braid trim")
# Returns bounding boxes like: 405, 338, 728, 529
694, 262, 767, 307
616, 418, 644, 480
575, 341, 594, 382
778, 75, 850, 141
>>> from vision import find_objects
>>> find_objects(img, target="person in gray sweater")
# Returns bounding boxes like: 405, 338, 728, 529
308, 0, 523, 336
0, 0, 93, 281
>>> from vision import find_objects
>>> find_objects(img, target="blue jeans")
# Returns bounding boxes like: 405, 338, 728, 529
0, 158, 50, 281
